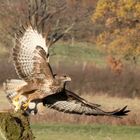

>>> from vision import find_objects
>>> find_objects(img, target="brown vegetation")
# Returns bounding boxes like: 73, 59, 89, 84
107, 55, 123, 75
1, 58, 140, 98
0, 0, 97, 52
53, 61, 140, 98
0, 58, 17, 84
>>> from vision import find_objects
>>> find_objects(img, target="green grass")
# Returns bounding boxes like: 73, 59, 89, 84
31, 123, 140, 140
50, 42, 107, 67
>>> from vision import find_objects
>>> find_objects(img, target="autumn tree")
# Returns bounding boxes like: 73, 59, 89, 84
0, 0, 97, 51
92, 0, 140, 63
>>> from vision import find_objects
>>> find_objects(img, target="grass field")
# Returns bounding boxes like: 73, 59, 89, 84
50, 41, 107, 67
31, 123, 140, 140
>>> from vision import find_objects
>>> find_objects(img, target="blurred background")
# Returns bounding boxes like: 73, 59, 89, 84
0, 0, 140, 128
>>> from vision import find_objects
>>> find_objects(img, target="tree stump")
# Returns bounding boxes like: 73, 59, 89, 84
0, 111, 34, 140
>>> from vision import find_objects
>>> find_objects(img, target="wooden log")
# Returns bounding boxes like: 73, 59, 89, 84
0, 111, 34, 140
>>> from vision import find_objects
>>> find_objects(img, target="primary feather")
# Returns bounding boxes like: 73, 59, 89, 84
13, 28, 48, 80
42, 89, 130, 117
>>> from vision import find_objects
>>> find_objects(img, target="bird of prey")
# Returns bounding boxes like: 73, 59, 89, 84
4, 0, 130, 117
4, 79, 129, 117
4, 0, 72, 111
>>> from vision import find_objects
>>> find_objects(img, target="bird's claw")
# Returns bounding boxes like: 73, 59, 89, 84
12, 96, 20, 112
12, 95, 20, 102
22, 100, 31, 110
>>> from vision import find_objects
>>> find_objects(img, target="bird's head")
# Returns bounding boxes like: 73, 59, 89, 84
54, 75, 71, 83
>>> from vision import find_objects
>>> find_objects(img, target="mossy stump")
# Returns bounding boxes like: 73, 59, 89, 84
0, 111, 34, 140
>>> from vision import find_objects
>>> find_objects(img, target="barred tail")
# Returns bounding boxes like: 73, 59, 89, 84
3, 79, 27, 103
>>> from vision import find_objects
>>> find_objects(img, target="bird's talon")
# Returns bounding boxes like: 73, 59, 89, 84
22, 100, 30, 110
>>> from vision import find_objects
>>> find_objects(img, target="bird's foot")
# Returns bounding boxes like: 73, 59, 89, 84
12, 94, 20, 102
13, 101, 21, 112
22, 99, 31, 111
12, 95, 21, 112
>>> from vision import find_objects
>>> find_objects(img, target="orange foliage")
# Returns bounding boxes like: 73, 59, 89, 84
107, 55, 123, 75
92, 0, 140, 62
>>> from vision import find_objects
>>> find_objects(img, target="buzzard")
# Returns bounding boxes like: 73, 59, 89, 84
6, 0, 72, 111
4, 0, 130, 117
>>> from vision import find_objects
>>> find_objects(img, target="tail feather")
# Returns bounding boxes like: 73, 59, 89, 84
109, 106, 130, 117
3, 79, 27, 90
3, 79, 27, 102
98, 106, 130, 118
86, 105, 130, 117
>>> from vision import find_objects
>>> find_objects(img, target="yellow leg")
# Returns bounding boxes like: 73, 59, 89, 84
12, 94, 20, 102
13, 100, 20, 112
12, 95, 21, 112
22, 99, 31, 110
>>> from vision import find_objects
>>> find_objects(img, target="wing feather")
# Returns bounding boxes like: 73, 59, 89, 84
12, 0, 70, 81
12, 0, 54, 81
13, 27, 49, 81
32, 46, 53, 80
43, 89, 130, 117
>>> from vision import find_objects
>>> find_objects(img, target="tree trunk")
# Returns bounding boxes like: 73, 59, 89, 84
0, 111, 34, 140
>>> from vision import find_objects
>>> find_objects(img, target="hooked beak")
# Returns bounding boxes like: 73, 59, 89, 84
66, 77, 71, 82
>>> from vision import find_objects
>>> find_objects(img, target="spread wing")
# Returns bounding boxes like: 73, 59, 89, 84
42, 89, 130, 117
12, 0, 73, 81
13, 34, 54, 80
12, 0, 53, 81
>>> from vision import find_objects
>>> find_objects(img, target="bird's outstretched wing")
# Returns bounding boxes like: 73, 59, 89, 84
13, 38, 54, 81
12, 0, 54, 81
13, 0, 72, 81
43, 89, 130, 117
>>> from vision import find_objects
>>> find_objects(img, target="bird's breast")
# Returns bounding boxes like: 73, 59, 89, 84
40, 81, 53, 95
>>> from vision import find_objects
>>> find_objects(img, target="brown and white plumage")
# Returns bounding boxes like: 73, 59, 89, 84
7, 0, 71, 111
43, 90, 129, 117
26, 89, 129, 117
13, 0, 68, 81
4, 79, 130, 117
13, 28, 49, 81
